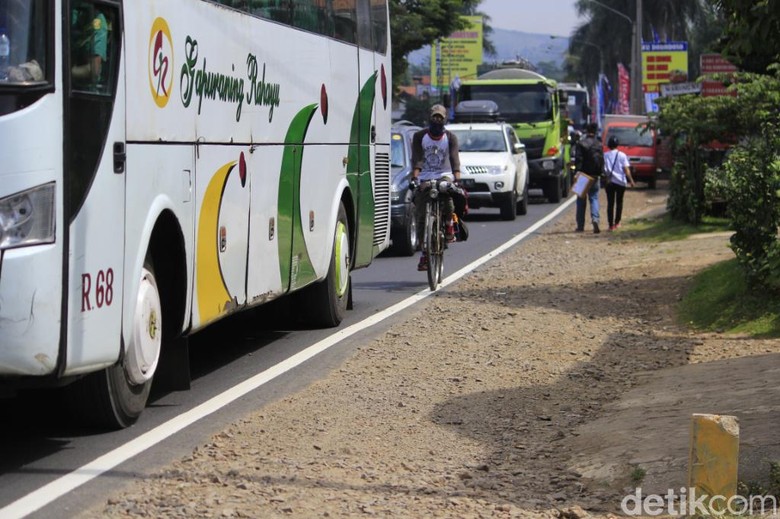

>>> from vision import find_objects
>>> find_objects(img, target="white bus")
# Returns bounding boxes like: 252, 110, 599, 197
0, 0, 391, 429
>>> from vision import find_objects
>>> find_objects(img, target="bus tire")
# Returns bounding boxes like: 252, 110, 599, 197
67, 257, 160, 429
300, 202, 350, 328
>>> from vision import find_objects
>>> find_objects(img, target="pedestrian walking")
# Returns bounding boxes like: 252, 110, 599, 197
603, 135, 635, 230
574, 122, 603, 233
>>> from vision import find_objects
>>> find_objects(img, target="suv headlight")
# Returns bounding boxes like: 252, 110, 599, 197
486, 165, 505, 175
0, 182, 56, 250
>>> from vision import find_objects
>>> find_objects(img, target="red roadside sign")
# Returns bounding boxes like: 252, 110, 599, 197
700, 54, 738, 97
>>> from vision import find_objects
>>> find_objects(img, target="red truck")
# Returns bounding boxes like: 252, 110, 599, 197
602, 115, 661, 189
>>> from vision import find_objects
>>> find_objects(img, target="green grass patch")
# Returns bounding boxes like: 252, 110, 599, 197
620, 214, 731, 242
629, 465, 646, 484
679, 258, 780, 337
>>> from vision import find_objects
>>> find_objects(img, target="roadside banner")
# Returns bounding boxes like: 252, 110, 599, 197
617, 63, 630, 114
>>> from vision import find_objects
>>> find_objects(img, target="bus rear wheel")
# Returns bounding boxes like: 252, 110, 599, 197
298, 202, 351, 328
68, 258, 160, 429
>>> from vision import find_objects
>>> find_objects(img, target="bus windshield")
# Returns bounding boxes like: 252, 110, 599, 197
565, 90, 589, 130
0, 0, 49, 86
460, 83, 552, 124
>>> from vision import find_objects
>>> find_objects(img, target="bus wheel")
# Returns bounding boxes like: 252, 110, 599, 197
299, 202, 350, 328
68, 258, 160, 429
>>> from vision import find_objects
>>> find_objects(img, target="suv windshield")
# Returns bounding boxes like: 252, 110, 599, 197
450, 129, 507, 153
461, 84, 552, 124
0, 0, 49, 87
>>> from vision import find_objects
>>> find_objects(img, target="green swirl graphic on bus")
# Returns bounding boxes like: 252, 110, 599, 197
148, 17, 174, 108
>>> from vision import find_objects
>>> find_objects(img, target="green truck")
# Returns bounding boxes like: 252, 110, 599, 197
457, 68, 570, 203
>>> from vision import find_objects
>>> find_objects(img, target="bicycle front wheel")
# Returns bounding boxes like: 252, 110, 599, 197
425, 198, 443, 290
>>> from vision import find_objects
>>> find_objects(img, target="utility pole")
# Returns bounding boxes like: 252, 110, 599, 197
586, 0, 641, 114
634, 0, 643, 114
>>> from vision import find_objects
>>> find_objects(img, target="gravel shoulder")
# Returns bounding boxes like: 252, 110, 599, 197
82, 182, 780, 518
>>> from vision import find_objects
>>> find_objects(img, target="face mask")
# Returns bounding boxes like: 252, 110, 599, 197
429, 120, 445, 136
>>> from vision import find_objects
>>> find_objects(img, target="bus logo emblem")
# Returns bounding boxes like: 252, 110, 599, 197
148, 17, 174, 108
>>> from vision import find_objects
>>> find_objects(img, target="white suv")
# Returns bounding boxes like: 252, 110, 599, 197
447, 121, 530, 220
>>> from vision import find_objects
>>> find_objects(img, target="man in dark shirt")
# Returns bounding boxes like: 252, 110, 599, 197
574, 122, 604, 233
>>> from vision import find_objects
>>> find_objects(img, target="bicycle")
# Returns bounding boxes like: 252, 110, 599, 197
416, 179, 464, 291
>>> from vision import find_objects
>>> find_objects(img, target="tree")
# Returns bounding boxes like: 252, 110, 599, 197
390, 0, 493, 92
710, 0, 780, 73
567, 0, 709, 91
390, 0, 467, 91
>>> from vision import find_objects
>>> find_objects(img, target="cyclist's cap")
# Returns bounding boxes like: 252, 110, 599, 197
430, 104, 448, 119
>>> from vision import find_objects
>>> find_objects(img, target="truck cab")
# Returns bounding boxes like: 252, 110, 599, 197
457, 68, 569, 203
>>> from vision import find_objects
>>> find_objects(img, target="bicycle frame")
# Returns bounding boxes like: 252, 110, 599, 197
420, 179, 455, 290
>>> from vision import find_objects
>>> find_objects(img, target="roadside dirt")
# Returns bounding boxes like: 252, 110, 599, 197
82, 181, 780, 518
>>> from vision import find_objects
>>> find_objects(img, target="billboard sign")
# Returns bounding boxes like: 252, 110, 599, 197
431, 16, 483, 88
700, 54, 738, 97
641, 41, 688, 94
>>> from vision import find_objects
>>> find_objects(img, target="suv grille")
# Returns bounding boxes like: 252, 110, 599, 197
464, 165, 490, 175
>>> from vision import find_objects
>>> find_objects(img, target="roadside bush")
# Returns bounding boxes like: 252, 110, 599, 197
721, 135, 780, 291
658, 64, 780, 290
658, 91, 738, 224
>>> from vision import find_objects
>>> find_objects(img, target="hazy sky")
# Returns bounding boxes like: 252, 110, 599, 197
480, 0, 583, 37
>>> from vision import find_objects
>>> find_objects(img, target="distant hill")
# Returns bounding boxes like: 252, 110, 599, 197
408, 27, 569, 72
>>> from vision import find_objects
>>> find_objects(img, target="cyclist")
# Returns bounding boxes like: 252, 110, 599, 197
410, 104, 462, 271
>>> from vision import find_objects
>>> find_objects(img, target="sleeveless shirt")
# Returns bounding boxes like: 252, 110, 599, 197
418, 132, 454, 181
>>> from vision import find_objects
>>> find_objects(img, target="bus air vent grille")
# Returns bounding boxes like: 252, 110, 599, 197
373, 152, 391, 246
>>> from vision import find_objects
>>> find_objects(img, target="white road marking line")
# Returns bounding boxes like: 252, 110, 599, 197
1, 197, 574, 519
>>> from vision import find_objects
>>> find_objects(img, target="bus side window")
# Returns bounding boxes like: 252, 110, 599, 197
370, 0, 387, 54
333, 0, 356, 44
70, 0, 113, 94
216, 0, 248, 9
249, 0, 291, 25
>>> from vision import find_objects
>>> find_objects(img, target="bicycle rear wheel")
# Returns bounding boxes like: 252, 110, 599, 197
425, 198, 443, 290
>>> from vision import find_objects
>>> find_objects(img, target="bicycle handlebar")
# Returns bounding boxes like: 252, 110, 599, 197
419, 178, 465, 198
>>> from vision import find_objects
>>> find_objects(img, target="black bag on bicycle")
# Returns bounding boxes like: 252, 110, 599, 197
452, 186, 469, 241
455, 217, 469, 242
452, 186, 469, 219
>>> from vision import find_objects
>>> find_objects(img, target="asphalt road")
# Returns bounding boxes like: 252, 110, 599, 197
0, 192, 572, 519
